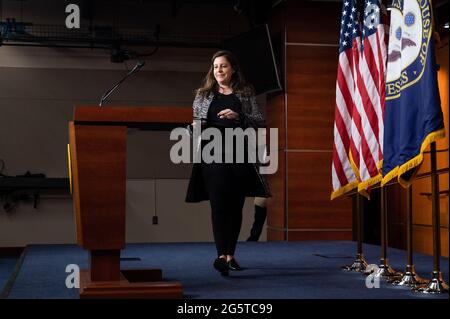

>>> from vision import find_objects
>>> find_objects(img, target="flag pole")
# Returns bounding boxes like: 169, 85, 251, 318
414, 142, 449, 293
342, 193, 368, 272
371, 185, 401, 279
391, 185, 428, 286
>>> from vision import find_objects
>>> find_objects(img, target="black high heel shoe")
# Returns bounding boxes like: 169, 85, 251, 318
228, 258, 242, 271
213, 257, 229, 276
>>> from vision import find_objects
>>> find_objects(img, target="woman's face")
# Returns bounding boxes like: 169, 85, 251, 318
213, 56, 234, 86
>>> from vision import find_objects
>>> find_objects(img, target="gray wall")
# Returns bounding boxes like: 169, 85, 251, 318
0, 45, 267, 247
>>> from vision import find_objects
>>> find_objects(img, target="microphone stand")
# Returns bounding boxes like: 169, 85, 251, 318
99, 61, 145, 107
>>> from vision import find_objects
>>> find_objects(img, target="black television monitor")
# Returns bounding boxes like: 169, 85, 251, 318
222, 24, 282, 96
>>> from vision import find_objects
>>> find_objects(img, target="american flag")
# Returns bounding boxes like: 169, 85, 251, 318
331, 0, 387, 199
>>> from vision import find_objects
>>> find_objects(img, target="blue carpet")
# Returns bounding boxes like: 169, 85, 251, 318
3, 241, 449, 299
0, 257, 18, 295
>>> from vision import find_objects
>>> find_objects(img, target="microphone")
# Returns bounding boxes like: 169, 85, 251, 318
99, 61, 146, 107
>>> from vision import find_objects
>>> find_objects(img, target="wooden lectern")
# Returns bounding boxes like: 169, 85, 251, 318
68, 106, 191, 298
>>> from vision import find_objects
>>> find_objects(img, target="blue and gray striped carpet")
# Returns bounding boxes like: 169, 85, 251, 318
1, 241, 448, 299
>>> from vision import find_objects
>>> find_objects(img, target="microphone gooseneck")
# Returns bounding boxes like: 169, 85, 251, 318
99, 61, 146, 107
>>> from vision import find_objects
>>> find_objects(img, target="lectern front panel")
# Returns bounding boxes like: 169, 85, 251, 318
69, 123, 126, 250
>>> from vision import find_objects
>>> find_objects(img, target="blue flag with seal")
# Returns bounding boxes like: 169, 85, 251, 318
382, 0, 445, 187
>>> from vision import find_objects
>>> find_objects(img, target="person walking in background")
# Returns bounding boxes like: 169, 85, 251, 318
247, 197, 267, 241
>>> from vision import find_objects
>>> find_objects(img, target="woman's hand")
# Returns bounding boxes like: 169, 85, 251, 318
218, 109, 239, 120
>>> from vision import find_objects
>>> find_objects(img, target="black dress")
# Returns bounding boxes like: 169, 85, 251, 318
203, 92, 250, 163
207, 92, 242, 129
200, 92, 253, 256
185, 93, 269, 203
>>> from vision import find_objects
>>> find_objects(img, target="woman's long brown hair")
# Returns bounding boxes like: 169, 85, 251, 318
196, 50, 254, 98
